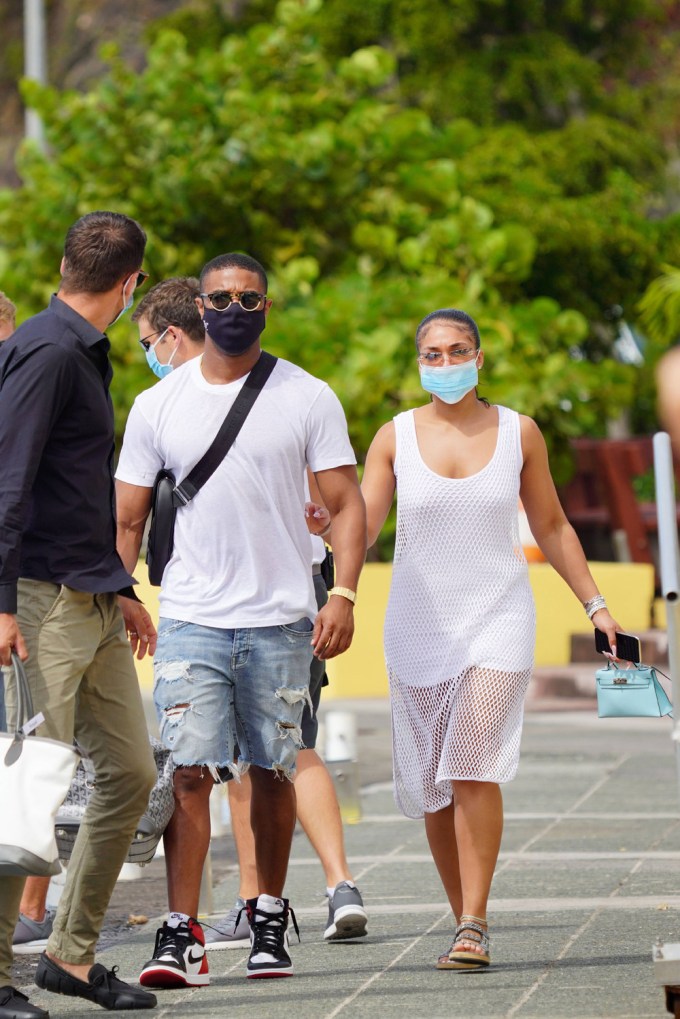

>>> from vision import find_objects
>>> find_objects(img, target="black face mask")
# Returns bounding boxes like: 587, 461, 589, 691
202, 304, 265, 356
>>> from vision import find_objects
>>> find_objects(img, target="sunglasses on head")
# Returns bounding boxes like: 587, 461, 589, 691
200, 290, 266, 312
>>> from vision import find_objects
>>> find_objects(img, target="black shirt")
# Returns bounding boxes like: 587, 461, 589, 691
0, 295, 135, 613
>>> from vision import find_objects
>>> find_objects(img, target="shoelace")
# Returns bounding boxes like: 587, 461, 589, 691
203, 906, 242, 936
91, 965, 125, 989
154, 924, 192, 955
242, 904, 300, 955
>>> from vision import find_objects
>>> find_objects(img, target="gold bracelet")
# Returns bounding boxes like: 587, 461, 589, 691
329, 586, 357, 605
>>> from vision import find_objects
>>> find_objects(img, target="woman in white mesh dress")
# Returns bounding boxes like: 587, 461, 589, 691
361, 308, 619, 971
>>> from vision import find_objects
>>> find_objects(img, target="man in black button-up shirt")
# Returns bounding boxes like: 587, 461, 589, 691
0, 212, 158, 1017
0, 296, 136, 615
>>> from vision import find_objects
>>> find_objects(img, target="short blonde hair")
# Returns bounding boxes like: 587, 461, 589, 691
0, 292, 16, 330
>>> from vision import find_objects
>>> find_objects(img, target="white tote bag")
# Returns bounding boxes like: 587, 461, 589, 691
0, 653, 79, 876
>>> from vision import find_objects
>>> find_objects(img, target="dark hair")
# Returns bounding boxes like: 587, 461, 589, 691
0, 291, 16, 326
60, 211, 146, 294
415, 308, 481, 351
416, 308, 488, 405
132, 277, 205, 343
200, 252, 268, 293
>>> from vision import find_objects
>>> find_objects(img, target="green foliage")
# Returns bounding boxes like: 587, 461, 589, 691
638, 265, 680, 347
2, 0, 678, 561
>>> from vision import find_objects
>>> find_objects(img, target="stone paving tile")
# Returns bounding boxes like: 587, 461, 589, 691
16, 707, 680, 1019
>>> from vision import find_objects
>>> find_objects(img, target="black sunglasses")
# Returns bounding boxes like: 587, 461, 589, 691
138, 329, 163, 352
133, 270, 149, 288
200, 290, 266, 312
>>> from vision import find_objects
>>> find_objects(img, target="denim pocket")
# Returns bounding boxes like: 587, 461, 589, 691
279, 616, 314, 636
157, 618, 193, 638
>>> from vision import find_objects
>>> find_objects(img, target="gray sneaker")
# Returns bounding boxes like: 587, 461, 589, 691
204, 899, 251, 950
324, 882, 368, 941
13, 909, 55, 955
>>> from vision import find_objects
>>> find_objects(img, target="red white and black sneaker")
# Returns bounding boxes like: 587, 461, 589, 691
245, 895, 299, 978
139, 917, 209, 988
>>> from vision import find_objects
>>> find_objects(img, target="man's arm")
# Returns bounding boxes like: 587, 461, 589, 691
115, 480, 157, 659
0, 344, 72, 663
115, 480, 154, 573
311, 464, 366, 660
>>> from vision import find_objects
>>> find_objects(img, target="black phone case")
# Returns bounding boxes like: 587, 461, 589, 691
595, 629, 641, 663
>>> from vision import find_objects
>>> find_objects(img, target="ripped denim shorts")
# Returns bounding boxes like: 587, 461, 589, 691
153, 617, 314, 781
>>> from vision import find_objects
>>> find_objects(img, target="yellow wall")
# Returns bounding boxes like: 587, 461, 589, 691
324, 561, 655, 699
131, 560, 655, 699
131, 564, 159, 694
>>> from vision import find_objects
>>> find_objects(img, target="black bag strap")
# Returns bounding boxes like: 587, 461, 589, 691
7, 652, 34, 734
172, 351, 277, 507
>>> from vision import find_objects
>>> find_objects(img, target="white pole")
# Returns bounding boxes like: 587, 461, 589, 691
653, 433, 680, 799
23, 0, 47, 150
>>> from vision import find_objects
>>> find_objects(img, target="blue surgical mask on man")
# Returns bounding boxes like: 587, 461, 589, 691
109, 277, 135, 328
145, 328, 177, 379
419, 354, 480, 404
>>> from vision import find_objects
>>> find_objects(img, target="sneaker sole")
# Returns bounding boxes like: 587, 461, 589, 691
325, 906, 368, 941
139, 964, 210, 988
204, 938, 250, 951
247, 966, 294, 978
13, 939, 51, 955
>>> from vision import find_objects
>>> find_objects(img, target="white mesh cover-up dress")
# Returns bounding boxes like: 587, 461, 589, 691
384, 405, 536, 819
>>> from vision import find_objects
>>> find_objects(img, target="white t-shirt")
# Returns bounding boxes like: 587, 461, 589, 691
116, 355, 355, 627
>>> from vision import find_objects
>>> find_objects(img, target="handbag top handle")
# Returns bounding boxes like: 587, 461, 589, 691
7, 652, 35, 734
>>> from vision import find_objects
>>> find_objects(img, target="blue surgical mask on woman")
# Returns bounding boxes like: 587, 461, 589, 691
419, 355, 480, 404
145, 329, 177, 379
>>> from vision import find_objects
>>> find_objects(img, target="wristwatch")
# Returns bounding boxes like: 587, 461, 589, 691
328, 586, 357, 605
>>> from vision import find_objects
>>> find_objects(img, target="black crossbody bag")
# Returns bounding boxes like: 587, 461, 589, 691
146, 351, 278, 586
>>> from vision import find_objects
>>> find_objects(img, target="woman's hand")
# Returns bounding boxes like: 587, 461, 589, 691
305, 500, 331, 537
591, 607, 621, 660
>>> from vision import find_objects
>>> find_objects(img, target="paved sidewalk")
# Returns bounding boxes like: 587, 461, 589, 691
16, 697, 680, 1019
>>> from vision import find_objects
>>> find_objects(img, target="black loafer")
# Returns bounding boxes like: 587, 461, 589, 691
0, 985, 49, 1019
35, 954, 156, 1011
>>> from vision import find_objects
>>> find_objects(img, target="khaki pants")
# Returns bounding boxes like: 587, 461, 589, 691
0, 580, 156, 982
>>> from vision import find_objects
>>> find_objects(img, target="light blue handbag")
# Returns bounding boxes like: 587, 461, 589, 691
595, 662, 673, 718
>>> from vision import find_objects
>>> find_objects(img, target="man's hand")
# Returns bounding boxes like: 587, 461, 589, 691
118, 597, 157, 659
0, 612, 28, 667
311, 596, 354, 660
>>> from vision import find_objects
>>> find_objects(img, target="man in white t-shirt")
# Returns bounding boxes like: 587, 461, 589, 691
115, 253, 366, 984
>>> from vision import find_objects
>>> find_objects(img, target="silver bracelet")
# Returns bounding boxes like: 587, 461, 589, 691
317, 522, 331, 538
584, 595, 606, 620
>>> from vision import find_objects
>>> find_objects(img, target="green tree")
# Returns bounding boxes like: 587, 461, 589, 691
0, 0, 669, 561
159, 0, 680, 337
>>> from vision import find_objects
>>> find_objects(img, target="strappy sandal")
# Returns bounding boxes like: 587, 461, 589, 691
436, 915, 490, 970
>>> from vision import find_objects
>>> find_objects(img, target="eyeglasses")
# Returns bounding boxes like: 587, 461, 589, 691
200, 290, 266, 312
138, 328, 167, 352
417, 348, 479, 366
134, 270, 149, 288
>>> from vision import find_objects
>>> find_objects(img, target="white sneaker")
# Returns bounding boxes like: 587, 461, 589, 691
139, 918, 209, 988
245, 896, 298, 979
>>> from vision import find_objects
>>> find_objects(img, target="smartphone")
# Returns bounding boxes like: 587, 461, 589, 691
595, 629, 641, 663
